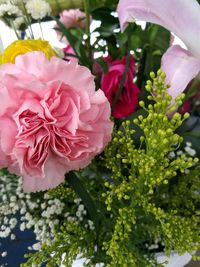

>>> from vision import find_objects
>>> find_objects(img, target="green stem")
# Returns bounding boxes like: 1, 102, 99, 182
84, 0, 92, 64
21, 0, 34, 38
39, 20, 44, 40
67, 172, 100, 240
111, 31, 131, 113
10, 20, 21, 40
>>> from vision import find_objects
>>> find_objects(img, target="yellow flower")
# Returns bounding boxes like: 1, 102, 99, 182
0, 39, 56, 64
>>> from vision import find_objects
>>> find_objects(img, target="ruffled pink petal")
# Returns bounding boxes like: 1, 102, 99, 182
117, 0, 200, 58
0, 117, 17, 154
23, 154, 66, 192
0, 117, 17, 167
15, 51, 49, 78
16, 51, 96, 96
49, 57, 96, 96
0, 51, 113, 192
161, 45, 200, 102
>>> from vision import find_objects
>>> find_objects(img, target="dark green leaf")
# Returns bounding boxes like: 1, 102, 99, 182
67, 172, 100, 238
94, 58, 108, 74
52, 16, 90, 67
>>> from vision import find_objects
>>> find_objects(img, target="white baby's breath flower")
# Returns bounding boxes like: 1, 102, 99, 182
185, 146, 196, 157
9, 218, 17, 228
0, 3, 22, 18
32, 242, 41, 251
10, 196, 17, 202
25, 0, 51, 20
13, 16, 25, 30
10, 233, 16, 240
185, 169, 190, 174
20, 222, 26, 231
186, 142, 192, 147
1, 251, 7, 257
169, 151, 175, 158
177, 150, 183, 156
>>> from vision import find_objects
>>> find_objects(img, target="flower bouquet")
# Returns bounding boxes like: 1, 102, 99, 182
0, 0, 200, 266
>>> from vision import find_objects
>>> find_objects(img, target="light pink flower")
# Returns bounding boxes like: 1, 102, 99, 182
0, 52, 113, 192
60, 9, 87, 29
117, 0, 200, 102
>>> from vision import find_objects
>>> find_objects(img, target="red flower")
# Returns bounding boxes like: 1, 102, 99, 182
179, 98, 192, 114
101, 55, 140, 118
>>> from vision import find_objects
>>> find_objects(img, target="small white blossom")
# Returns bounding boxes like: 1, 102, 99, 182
1, 225, 6, 230
186, 142, 192, 147
185, 146, 196, 157
25, 0, 51, 20
185, 169, 190, 174
0, 3, 22, 18
20, 222, 26, 231
1, 251, 7, 257
10, 233, 16, 240
13, 16, 25, 30
10, 196, 17, 202
74, 198, 81, 204
9, 218, 17, 228
32, 242, 41, 251
78, 204, 85, 211
177, 150, 183, 156
169, 151, 175, 158
88, 220, 95, 230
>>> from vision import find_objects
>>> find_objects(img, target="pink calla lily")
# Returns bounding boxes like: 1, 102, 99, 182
117, 0, 200, 101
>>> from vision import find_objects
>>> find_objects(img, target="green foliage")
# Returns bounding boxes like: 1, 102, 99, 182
103, 70, 200, 266
22, 71, 200, 267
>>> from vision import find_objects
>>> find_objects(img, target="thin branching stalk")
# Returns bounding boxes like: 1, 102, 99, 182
39, 20, 44, 40
84, 0, 92, 64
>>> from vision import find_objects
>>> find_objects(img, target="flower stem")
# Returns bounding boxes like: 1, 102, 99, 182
20, 0, 34, 39
111, 29, 131, 113
39, 20, 44, 40
84, 0, 92, 63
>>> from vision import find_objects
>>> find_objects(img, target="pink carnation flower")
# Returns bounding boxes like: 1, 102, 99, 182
60, 9, 87, 29
0, 52, 113, 192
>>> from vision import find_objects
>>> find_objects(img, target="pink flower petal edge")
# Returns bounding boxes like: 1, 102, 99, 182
162, 45, 200, 102
117, 0, 200, 58
117, 0, 200, 99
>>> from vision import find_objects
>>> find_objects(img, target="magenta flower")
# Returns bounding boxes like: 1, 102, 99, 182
101, 56, 140, 118
0, 52, 113, 192
63, 45, 77, 62
117, 0, 200, 102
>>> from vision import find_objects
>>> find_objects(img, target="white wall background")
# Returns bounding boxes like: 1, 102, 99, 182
0, 20, 185, 53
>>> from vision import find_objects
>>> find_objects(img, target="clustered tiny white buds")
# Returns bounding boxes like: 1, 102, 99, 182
13, 16, 25, 30
185, 142, 196, 157
0, 2, 22, 18
169, 142, 196, 159
0, 171, 96, 263
25, 0, 51, 20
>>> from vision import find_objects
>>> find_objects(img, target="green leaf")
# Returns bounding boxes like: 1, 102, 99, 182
88, 0, 118, 11
52, 16, 90, 67
91, 8, 118, 24
67, 172, 100, 238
